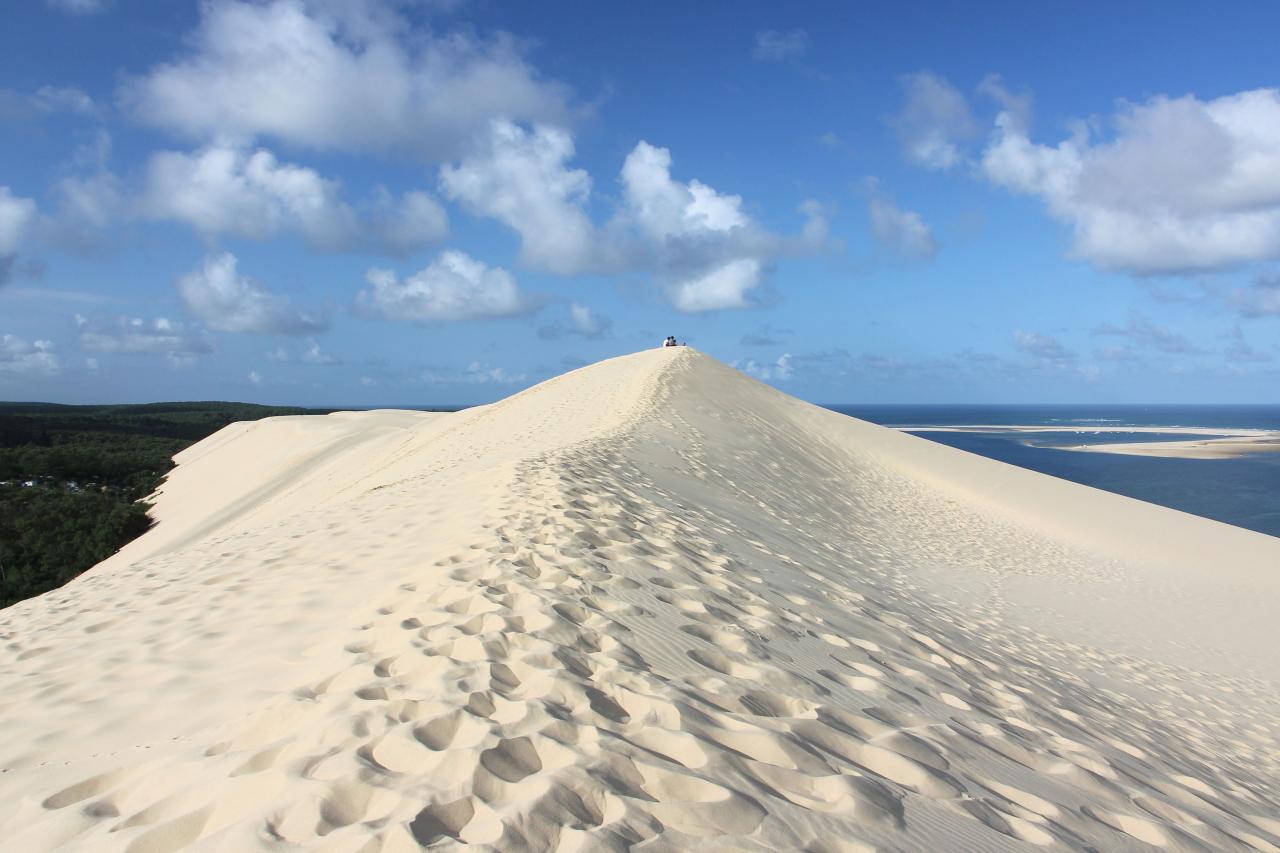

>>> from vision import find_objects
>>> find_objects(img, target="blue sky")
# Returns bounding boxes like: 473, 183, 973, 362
2, 0, 1279, 405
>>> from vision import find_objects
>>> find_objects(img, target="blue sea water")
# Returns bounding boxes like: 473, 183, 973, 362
825, 405, 1280, 540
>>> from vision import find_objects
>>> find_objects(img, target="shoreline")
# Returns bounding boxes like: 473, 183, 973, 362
897, 424, 1280, 459
1058, 434, 1280, 459
901, 424, 1273, 436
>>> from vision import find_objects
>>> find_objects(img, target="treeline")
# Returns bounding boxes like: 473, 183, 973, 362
0, 401, 329, 609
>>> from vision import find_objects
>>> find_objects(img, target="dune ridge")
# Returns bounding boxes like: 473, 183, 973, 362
1, 348, 1277, 851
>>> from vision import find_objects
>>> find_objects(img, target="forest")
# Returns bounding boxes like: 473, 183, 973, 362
0, 402, 328, 608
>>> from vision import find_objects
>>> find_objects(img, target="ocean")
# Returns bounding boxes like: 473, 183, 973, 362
826, 405, 1280, 540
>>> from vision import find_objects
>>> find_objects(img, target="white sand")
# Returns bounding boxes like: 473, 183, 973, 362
1, 348, 1277, 852
1060, 435, 1280, 459
906, 425, 1275, 435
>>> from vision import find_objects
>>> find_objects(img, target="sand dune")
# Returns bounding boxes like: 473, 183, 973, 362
1, 348, 1277, 851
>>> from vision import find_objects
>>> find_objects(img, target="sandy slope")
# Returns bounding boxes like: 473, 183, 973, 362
1, 349, 1277, 852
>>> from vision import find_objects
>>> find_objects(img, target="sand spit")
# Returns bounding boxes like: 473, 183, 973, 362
905, 425, 1275, 436
1060, 435, 1280, 459
1, 349, 1278, 851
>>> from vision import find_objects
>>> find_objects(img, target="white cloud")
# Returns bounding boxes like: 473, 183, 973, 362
439, 128, 809, 312
753, 30, 807, 62
142, 145, 446, 254
741, 353, 793, 381
775, 353, 793, 379
440, 121, 593, 273
75, 314, 214, 367
868, 192, 936, 260
143, 145, 354, 245
537, 301, 611, 340
621, 141, 748, 239
798, 199, 830, 244
301, 338, 340, 364
421, 361, 526, 385
122, 0, 571, 158
976, 74, 1033, 134
890, 71, 979, 170
358, 250, 526, 322
55, 171, 124, 230
247, 370, 263, 385
619, 141, 771, 312
982, 88, 1280, 274
0, 187, 38, 283
262, 339, 339, 364
0, 335, 59, 376
670, 258, 762, 312
568, 303, 610, 337
177, 252, 328, 334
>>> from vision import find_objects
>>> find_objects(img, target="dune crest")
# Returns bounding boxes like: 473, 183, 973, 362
1, 348, 1277, 851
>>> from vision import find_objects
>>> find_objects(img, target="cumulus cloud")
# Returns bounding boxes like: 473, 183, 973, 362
122, 0, 571, 157
867, 190, 936, 260
741, 353, 793, 381
358, 250, 527, 322
621, 141, 749, 238
1092, 312, 1202, 354
0, 187, 38, 283
753, 30, 807, 62
619, 141, 771, 311
889, 71, 979, 170
142, 145, 446, 254
177, 252, 328, 334
75, 315, 213, 367
0, 335, 59, 376
440, 127, 795, 313
982, 87, 1280, 274
669, 259, 762, 312
440, 121, 593, 273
